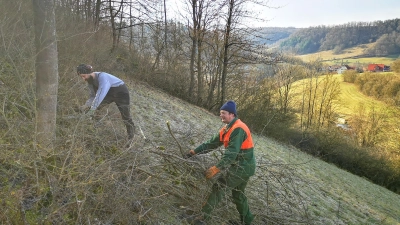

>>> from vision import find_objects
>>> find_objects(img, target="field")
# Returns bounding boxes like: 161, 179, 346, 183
290, 73, 400, 120
332, 74, 392, 116
299, 43, 374, 60
298, 43, 399, 66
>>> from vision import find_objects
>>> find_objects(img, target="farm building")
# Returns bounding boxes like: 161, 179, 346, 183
337, 65, 355, 74
327, 65, 341, 73
367, 64, 390, 72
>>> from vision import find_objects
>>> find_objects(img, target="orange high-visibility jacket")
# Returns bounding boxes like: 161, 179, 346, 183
219, 119, 254, 150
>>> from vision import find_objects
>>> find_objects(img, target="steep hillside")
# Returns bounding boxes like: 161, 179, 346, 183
2, 78, 400, 224
91, 79, 400, 224
279, 19, 400, 55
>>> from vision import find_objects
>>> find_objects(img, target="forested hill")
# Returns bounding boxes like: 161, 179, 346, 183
252, 27, 298, 45
279, 18, 400, 55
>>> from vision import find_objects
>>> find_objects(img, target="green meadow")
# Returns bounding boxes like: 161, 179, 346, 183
298, 43, 399, 66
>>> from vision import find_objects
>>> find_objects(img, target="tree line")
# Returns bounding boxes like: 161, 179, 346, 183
280, 19, 400, 55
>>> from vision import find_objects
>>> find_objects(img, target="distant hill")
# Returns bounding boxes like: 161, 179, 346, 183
251, 27, 298, 46
277, 18, 400, 56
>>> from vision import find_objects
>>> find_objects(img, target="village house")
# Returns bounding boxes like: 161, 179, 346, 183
337, 65, 355, 74
367, 64, 390, 72
328, 65, 341, 73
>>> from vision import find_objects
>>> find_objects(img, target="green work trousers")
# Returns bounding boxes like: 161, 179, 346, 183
201, 173, 254, 224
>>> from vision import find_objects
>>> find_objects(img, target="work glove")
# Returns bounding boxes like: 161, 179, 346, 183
79, 105, 90, 113
184, 150, 196, 159
205, 166, 220, 179
86, 109, 96, 119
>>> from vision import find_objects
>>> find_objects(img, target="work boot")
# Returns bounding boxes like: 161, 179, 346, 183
192, 219, 205, 225
228, 220, 241, 225
180, 213, 205, 225
188, 217, 205, 225
127, 123, 135, 140
228, 220, 251, 225
125, 138, 134, 148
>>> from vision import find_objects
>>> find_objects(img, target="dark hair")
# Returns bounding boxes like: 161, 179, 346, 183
77, 64, 93, 75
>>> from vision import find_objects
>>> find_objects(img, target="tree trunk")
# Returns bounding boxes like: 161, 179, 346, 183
188, 0, 198, 102
197, 37, 203, 105
129, 0, 134, 50
95, 0, 101, 27
163, 0, 169, 69
32, 0, 59, 152
220, 0, 234, 106
109, 0, 117, 51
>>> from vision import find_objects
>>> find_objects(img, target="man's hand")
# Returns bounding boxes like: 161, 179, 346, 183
205, 166, 220, 179
79, 105, 90, 113
86, 109, 95, 119
184, 150, 196, 159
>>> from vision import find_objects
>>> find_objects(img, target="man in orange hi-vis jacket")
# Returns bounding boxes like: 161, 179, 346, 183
185, 100, 256, 225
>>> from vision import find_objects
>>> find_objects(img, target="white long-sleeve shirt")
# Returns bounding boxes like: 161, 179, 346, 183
85, 72, 124, 110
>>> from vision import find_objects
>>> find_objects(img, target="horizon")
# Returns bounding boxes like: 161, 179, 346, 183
168, 0, 400, 28
262, 0, 400, 28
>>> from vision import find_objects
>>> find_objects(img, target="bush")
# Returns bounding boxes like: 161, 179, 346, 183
391, 59, 400, 73
287, 127, 400, 193
342, 70, 358, 83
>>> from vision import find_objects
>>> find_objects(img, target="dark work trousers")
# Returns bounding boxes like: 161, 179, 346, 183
201, 174, 254, 224
97, 84, 135, 139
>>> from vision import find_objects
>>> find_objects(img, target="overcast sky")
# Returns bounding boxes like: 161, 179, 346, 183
252, 0, 400, 28
168, 0, 400, 28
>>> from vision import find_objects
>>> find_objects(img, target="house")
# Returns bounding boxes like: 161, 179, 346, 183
367, 64, 389, 72
328, 65, 341, 73
337, 65, 355, 74
383, 65, 391, 72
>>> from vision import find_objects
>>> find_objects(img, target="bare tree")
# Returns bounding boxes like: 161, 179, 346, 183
299, 62, 340, 131
184, 0, 217, 104
219, 0, 234, 106
351, 105, 385, 147
32, 0, 59, 151
188, 0, 198, 102
300, 65, 319, 130
276, 64, 300, 114
217, 0, 273, 106
95, 0, 102, 27
107, 0, 123, 51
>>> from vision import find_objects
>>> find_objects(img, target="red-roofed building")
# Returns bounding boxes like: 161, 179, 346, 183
367, 64, 390, 72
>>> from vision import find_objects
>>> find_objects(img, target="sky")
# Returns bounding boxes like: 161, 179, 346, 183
255, 0, 400, 28
168, 0, 400, 28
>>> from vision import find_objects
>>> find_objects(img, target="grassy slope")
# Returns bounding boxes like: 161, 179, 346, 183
123, 79, 400, 224
332, 74, 398, 116
288, 74, 387, 117
299, 44, 374, 60
298, 43, 398, 65
255, 138, 400, 225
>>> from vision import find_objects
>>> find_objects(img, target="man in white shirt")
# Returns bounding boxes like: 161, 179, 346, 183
77, 64, 135, 140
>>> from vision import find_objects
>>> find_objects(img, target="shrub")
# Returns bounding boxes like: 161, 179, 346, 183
342, 70, 358, 83
391, 59, 400, 73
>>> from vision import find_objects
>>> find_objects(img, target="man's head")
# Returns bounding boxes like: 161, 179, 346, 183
77, 64, 94, 82
77, 64, 93, 75
220, 100, 237, 124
